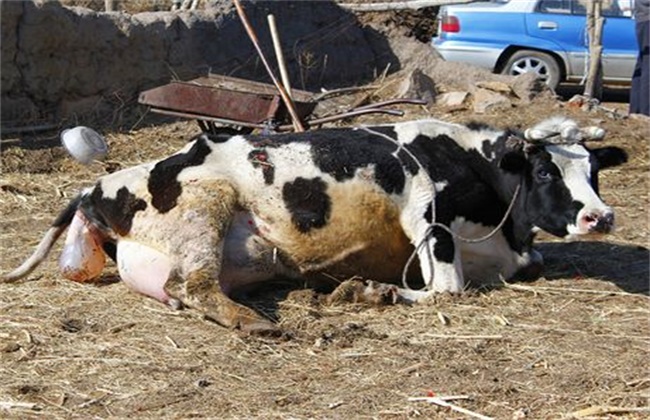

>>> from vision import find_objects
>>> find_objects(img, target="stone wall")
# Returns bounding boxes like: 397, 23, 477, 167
1, 1, 396, 125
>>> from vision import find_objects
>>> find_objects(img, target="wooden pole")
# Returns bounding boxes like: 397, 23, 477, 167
232, 0, 305, 132
584, 0, 604, 99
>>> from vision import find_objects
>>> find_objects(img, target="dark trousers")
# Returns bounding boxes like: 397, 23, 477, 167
630, 19, 650, 115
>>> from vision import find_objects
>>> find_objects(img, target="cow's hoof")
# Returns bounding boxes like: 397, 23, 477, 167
327, 279, 398, 306
362, 280, 399, 305
167, 298, 184, 310
327, 279, 365, 305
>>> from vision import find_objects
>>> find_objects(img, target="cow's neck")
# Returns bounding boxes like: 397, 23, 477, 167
469, 135, 538, 252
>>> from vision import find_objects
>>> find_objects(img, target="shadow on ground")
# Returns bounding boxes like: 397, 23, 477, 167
536, 241, 649, 294
556, 84, 631, 104
236, 240, 649, 326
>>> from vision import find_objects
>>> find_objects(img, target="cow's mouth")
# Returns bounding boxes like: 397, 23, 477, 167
579, 210, 615, 235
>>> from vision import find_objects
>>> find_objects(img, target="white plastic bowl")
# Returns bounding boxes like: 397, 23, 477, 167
61, 126, 108, 165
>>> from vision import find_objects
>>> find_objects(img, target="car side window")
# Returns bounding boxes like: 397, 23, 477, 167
570, 0, 630, 17
537, 0, 571, 14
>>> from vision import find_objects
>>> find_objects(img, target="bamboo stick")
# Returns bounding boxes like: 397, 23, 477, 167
232, 0, 305, 132
267, 14, 293, 100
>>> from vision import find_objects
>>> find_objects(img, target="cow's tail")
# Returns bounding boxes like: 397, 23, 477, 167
1, 194, 83, 283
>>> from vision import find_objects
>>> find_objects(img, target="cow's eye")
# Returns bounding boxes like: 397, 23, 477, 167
536, 169, 552, 181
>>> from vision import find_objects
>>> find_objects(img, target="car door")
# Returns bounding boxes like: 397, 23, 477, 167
599, 12, 636, 82
525, 0, 636, 83
524, 0, 587, 80
569, 0, 636, 82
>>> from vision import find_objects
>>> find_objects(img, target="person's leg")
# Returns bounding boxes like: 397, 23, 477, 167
638, 20, 650, 115
631, 20, 650, 115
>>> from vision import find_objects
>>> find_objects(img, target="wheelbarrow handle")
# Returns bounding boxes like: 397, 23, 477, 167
352, 98, 428, 112
277, 108, 406, 130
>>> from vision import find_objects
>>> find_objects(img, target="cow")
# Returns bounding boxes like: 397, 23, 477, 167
2, 116, 627, 333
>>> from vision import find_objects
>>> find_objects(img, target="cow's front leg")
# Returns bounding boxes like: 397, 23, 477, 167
399, 223, 465, 303
427, 225, 464, 293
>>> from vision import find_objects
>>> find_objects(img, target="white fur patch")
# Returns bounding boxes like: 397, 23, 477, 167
452, 217, 530, 281
547, 144, 610, 236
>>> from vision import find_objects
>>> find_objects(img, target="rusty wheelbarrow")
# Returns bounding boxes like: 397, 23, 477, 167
138, 74, 426, 134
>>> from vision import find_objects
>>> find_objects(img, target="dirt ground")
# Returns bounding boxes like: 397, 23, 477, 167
1, 83, 649, 420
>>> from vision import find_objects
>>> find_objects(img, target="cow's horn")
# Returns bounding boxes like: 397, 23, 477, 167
524, 128, 555, 141
580, 126, 606, 141
560, 125, 581, 142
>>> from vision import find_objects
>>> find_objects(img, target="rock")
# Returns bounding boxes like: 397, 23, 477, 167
510, 73, 552, 102
397, 69, 437, 105
476, 80, 513, 95
436, 91, 469, 109
472, 88, 512, 113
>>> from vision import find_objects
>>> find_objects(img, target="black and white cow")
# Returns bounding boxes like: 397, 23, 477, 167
2, 117, 626, 332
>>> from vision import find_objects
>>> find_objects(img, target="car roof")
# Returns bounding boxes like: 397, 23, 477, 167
443, 0, 536, 14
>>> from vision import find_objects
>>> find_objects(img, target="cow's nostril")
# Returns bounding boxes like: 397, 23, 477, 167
593, 212, 614, 233
584, 214, 597, 223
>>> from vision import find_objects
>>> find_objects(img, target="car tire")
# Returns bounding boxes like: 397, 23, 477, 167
502, 50, 561, 90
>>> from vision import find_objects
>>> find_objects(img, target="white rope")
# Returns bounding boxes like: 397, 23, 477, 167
401, 183, 521, 291
357, 125, 523, 291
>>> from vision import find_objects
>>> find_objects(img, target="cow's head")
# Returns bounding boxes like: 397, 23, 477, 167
499, 117, 627, 238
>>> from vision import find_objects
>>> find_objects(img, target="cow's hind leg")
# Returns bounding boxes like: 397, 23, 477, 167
161, 179, 278, 334
166, 269, 278, 334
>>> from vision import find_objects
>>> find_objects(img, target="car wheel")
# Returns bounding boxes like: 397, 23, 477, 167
502, 50, 561, 90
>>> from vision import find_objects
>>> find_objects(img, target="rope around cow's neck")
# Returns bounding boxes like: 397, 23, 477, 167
358, 126, 522, 291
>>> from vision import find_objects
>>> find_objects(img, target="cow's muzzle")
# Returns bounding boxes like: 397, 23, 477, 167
581, 210, 615, 234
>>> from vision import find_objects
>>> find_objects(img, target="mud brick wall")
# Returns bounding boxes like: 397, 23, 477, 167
0, 1, 395, 125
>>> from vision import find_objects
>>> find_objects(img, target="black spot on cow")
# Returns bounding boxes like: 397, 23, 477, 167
148, 137, 212, 213
86, 185, 147, 236
204, 129, 248, 143
243, 127, 413, 195
431, 226, 455, 263
408, 132, 522, 250
282, 177, 331, 233
588, 146, 628, 196
466, 121, 494, 132
481, 131, 516, 161
424, 202, 433, 224
102, 241, 117, 262
407, 134, 462, 180
308, 128, 407, 194
52, 195, 83, 228
396, 147, 420, 176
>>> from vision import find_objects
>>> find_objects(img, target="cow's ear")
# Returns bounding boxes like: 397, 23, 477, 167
592, 146, 627, 169
499, 151, 528, 174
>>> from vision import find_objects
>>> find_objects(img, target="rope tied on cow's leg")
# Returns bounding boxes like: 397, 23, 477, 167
401, 182, 522, 291
357, 125, 523, 292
